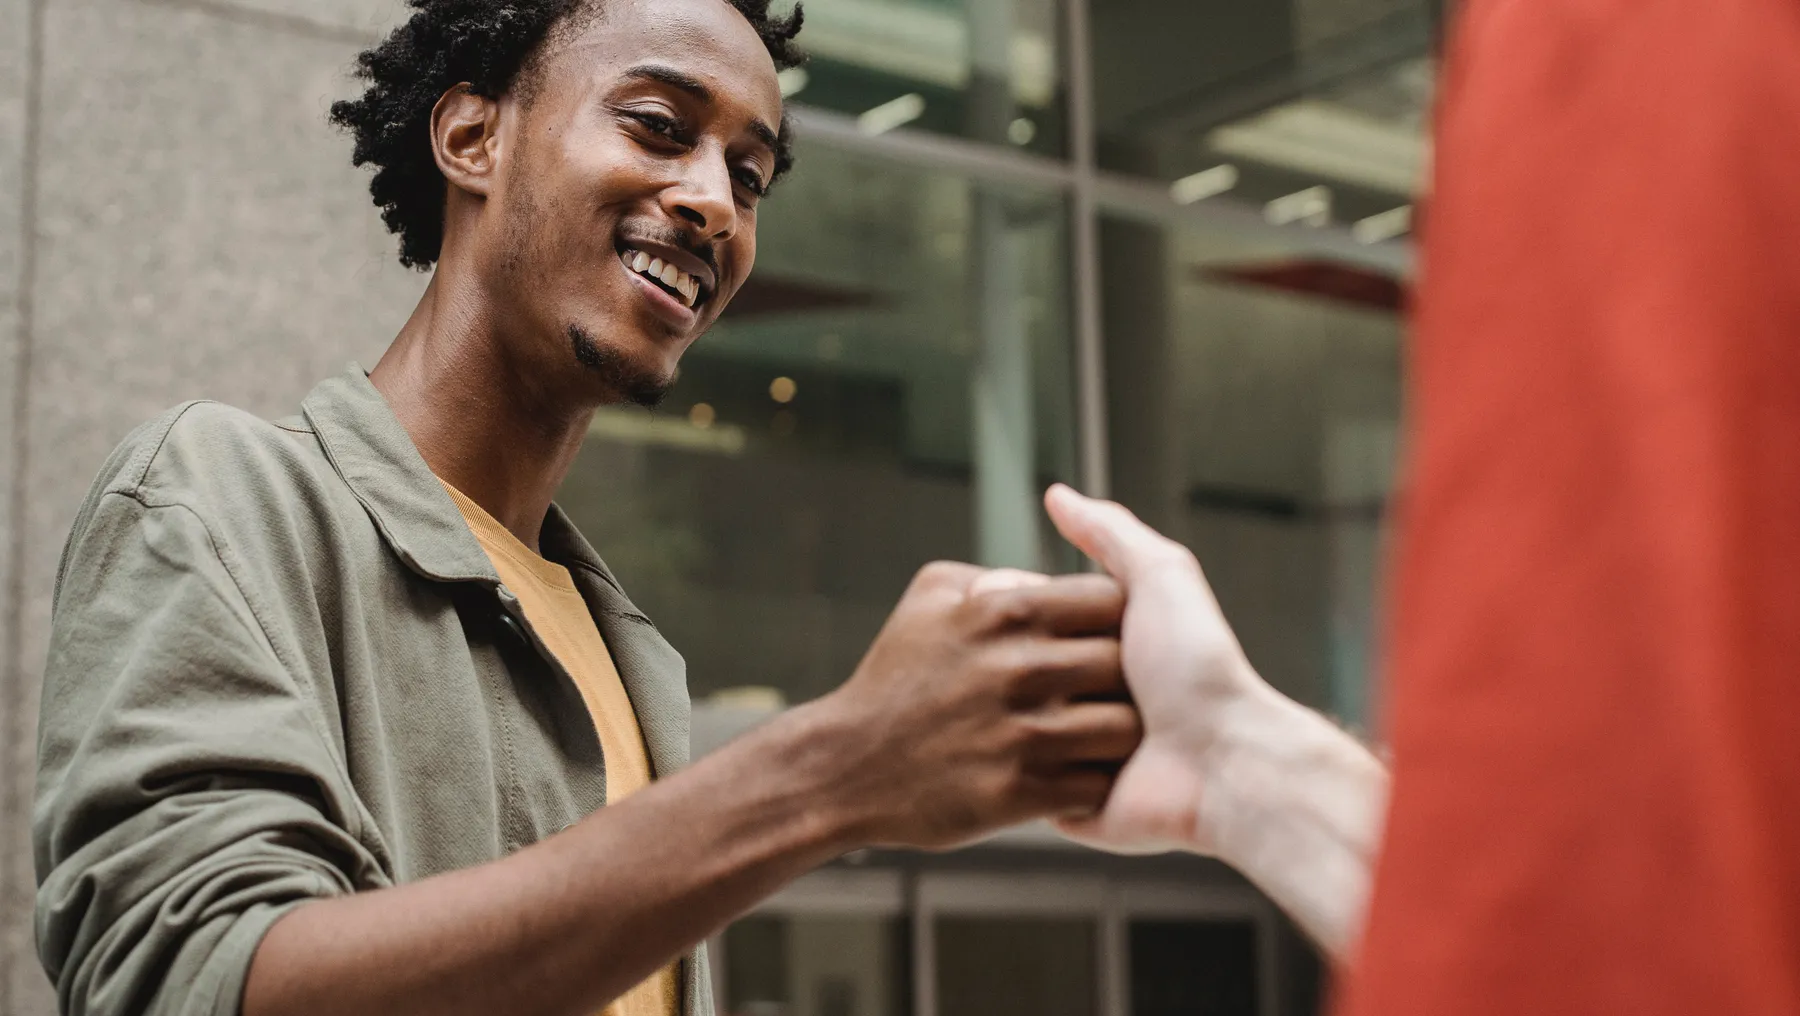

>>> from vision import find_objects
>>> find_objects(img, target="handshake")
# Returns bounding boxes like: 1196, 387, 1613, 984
795, 484, 1389, 959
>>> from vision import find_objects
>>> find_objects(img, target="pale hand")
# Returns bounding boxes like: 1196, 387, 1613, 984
1042, 484, 1257, 855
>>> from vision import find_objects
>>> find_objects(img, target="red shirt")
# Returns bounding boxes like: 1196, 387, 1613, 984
1339, 1, 1800, 1013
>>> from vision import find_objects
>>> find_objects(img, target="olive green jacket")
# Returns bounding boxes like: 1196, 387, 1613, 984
33, 367, 712, 1016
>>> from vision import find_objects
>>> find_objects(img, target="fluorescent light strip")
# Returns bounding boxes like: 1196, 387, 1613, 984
857, 93, 927, 136
1170, 164, 1239, 205
777, 67, 810, 99
1354, 205, 1414, 244
1266, 186, 1334, 227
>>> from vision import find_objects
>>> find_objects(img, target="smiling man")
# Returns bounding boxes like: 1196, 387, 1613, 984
29, 3, 1142, 1016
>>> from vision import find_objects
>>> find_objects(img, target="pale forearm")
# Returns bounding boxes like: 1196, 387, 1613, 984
1198, 678, 1389, 960
245, 705, 861, 1016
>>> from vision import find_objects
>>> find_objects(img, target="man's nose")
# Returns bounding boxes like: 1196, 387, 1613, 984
665, 151, 737, 242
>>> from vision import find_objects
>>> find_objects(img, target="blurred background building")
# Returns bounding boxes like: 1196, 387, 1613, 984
0, 0, 1439, 1012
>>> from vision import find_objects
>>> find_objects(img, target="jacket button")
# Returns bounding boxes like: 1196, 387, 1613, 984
498, 612, 527, 644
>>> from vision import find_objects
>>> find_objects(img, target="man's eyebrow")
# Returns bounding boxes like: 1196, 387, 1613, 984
623, 63, 780, 158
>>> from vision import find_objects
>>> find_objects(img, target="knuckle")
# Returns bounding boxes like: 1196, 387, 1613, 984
990, 644, 1051, 698
1152, 541, 1201, 575
971, 588, 1037, 631
913, 560, 961, 588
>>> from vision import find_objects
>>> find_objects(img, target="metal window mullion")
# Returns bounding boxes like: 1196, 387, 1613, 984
910, 868, 937, 1016
1063, 0, 1110, 499
1100, 879, 1128, 1016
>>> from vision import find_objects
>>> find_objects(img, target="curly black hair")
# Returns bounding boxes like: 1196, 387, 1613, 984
331, 0, 804, 269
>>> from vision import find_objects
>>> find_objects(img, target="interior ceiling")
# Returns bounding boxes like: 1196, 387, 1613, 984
1090, 0, 1437, 200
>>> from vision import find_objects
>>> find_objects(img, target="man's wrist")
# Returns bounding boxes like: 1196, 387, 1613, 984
1193, 669, 1346, 853
727, 697, 876, 858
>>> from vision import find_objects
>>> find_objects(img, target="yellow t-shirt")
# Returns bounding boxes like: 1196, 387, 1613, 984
442, 481, 677, 1016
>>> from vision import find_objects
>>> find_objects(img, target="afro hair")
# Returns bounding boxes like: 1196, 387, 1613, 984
331, 0, 804, 269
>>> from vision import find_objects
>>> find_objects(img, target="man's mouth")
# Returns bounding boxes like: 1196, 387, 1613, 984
620, 248, 704, 309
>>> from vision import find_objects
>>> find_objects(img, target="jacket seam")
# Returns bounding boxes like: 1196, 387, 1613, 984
116, 491, 368, 845
116, 400, 215, 496
563, 560, 654, 625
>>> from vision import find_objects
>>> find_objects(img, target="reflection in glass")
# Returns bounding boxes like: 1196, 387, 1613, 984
1101, 214, 1402, 727
724, 915, 912, 1016
935, 917, 1097, 1016
785, 0, 1067, 155
560, 141, 1078, 713
1129, 919, 1260, 1016
1091, 0, 1440, 234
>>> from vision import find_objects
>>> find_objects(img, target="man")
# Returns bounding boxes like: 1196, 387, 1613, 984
32, 2, 1141, 1015
1038, 1, 1800, 1012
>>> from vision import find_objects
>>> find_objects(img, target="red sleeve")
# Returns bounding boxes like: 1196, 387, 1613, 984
1337, 2, 1800, 1014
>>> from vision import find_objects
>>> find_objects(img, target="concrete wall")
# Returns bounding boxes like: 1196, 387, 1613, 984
0, 1, 422, 1010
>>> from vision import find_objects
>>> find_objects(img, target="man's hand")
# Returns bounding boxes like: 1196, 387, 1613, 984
1040, 485, 1256, 854
244, 559, 1140, 1016
1041, 485, 1389, 959
805, 561, 1141, 850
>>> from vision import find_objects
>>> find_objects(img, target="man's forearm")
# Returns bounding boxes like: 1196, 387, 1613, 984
1199, 679, 1390, 960
245, 704, 864, 1016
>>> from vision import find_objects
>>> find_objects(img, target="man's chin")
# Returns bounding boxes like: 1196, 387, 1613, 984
568, 324, 678, 409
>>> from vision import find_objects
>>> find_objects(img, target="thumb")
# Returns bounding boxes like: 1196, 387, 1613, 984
1045, 483, 1113, 572
1045, 484, 1156, 583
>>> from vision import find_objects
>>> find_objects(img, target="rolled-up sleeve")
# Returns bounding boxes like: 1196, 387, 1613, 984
34, 491, 380, 1016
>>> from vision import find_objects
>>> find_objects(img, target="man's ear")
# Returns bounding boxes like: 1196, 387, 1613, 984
430, 84, 504, 198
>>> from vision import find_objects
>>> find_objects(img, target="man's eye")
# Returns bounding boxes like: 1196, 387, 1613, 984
735, 171, 768, 198
632, 112, 681, 138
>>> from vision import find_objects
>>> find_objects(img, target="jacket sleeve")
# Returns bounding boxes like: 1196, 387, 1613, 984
34, 489, 380, 1016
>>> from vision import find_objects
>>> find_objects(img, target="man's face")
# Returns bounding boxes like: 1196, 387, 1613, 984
482, 0, 784, 406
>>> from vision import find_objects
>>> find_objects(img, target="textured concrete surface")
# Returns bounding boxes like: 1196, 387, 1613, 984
0, 0, 36, 1011
225, 0, 408, 37
2, 0, 421, 1009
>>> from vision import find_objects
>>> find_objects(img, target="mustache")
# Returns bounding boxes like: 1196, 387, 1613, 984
619, 223, 717, 277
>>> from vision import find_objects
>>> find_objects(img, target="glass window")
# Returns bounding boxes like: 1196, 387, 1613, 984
1091, 0, 1439, 243
783, 0, 1067, 156
1128, 919, 1260, 1016
935, 917, 1097, 1016
1101, 213, 1402, 728
723, 914, 913, 1016
560, 139, 1080, 713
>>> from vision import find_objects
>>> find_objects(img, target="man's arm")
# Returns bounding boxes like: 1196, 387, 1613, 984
1041, 485, 1389, 960
242, 562, 1137, 1016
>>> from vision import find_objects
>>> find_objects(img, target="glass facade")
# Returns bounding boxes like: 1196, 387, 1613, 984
559, 0, 1429, 729
555, 1, 1435, 1011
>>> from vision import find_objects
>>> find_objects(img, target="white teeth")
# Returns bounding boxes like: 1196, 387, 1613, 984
622, 248, 701, 308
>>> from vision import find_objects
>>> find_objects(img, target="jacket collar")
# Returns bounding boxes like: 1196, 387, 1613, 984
300, 365, 689, 774
300, 365, 636, 604
303, 365, 496, 585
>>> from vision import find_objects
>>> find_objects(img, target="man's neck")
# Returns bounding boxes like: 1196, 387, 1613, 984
371, 274, 594, 554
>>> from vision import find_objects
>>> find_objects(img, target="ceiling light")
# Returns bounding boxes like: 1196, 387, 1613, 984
1007, 117, 1037, 146
777, 67, 810, 99
1210, 100, 1428, 196
1265, 186, 1333, 228
1354, 205, 1414, 244
1170, 164, 1239, 205
769, 377, 798, 404
857, 93, 926, 136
